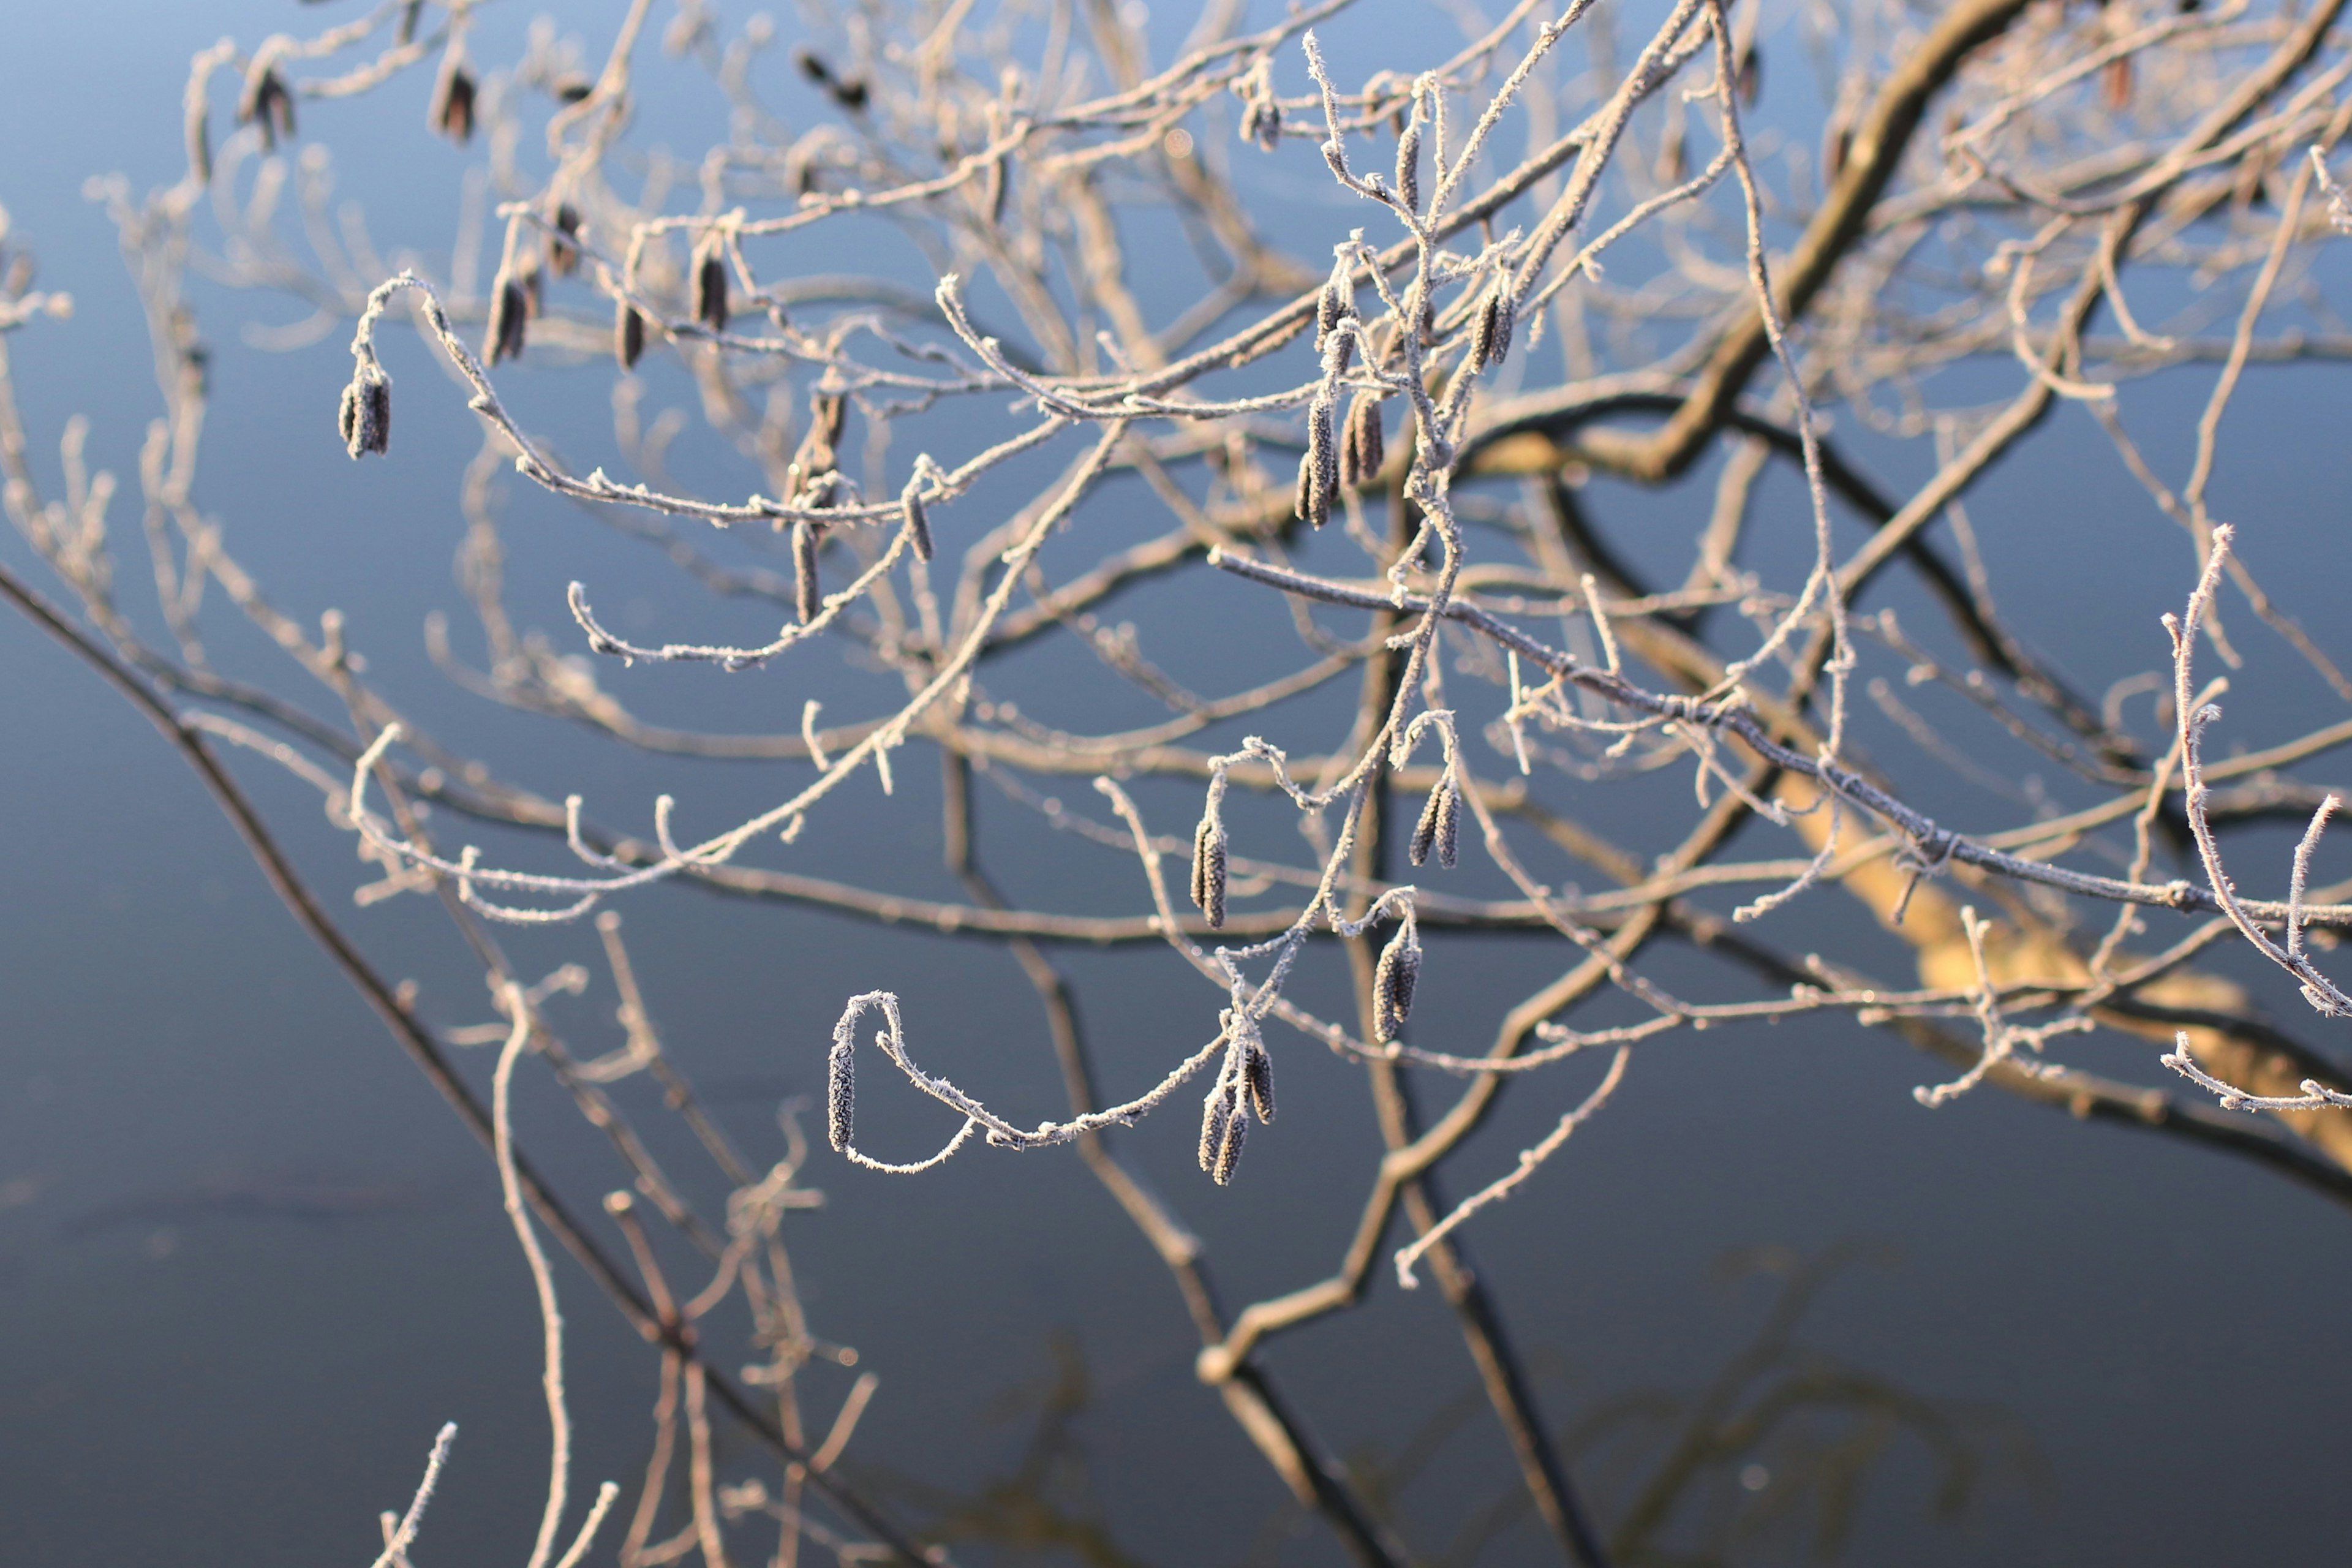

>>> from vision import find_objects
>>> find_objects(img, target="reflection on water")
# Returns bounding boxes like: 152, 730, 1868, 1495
872, 1333, 1156, 1568
58, 1167, 454, 1242
899, 1248, 2034, 1568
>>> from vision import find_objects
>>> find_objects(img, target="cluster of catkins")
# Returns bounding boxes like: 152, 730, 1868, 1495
1295, 254, 1382, 527
1198, 1012, 1277, 1186
1180, 756, 1464, 1181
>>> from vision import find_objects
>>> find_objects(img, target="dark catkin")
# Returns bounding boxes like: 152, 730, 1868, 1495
338, 364, 391, 459
553, 76, 594, 105
793, 519, 821, 624
1242, 97, 1282, 153
1316, 281, 1343, 350
831, 78, 870, 113
1395, 118, 1422, 216
986, 154, 1009, 228
1197, 1089, 1231, 1176
1308, 397, 1338, 515
693, 239, 729, 334
238, 66, 295, 151
486, 274, 529, 364
1328, 325, 1355, 377
1373, 924, 1421, 1041
1470, 292, 1501, 370
1490, 292, 1514, 367
1408, 770, 1461, 869
813, 390, 848, 451
826, 1035, 854, 1152
548, 203, 581, 277
903, 483, 934, 562
1198, 1086, 1246, 1184
615, 300, 646, 371
1736, 46, 1762, 108
1352, 394, 1385, 484
789, 393, 846, 510
1190, 806, 1227, 928
1293, 451, 1317, 526
433, 64, 477, 144
1243, 1039, 1275, 1123
1212, 1106, 1246, 1185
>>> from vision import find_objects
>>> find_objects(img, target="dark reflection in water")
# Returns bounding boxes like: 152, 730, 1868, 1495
5, 2, 2352, 1567
58, 1166, 458, 1243
888, 1247, 2037, 1568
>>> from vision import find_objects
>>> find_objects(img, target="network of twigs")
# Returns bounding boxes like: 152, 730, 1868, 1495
9, 0, 2352, 1561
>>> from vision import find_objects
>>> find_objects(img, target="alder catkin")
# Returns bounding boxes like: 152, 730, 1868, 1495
1211, 1106, 1247, 1185
1316, 280, 1343, 350
1373, 924, 1421, 1041
1409, 770, 1460, 869
2103, 55, 2133, 112
1345, 394, 1385, 488
903, 481, 933, 562
486, 273, 529, 364
432, 64, 477, 144
1243, 1038, 1275, 1123
548, 203, 582, 277
1395, 117, 1422, 216
793, 518, 821, 624
1308, 396, 1338, 519
826, 1035, 854, 1152
694, 238, 729, 333
338, 364, 391, 459
1468, 292, 1505, 369
239, 66, 295, 151
1197, 1088, 1232, 1175
1190, 805, 1227, 928
616, 300, 646, 370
